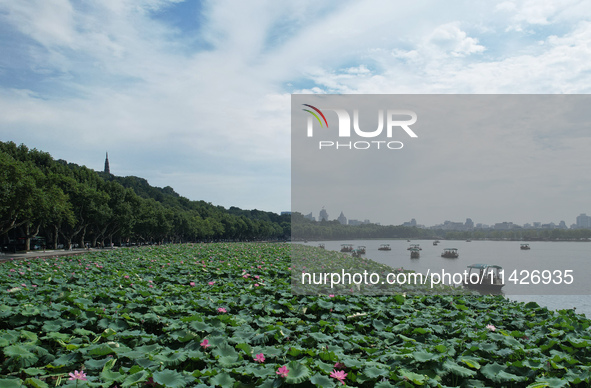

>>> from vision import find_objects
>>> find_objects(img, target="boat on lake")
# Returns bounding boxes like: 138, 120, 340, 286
463, 264, 504, 293
433, 240, 440, 246
340, 244, 354, 252
520, 243, 530, 250
410, 247, 420, 259
441, 248, 459, 258
318, 243, 325, 249
378, 244, 391, 251
407, 244, 422, 250
357, 246, 366, 254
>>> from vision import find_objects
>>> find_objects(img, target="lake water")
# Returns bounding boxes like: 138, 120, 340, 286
298, 239, 591, 319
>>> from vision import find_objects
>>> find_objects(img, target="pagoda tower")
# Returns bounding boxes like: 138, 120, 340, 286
104, 152, 110, 174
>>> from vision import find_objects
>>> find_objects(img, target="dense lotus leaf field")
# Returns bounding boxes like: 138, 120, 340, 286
1, 243, 591, 387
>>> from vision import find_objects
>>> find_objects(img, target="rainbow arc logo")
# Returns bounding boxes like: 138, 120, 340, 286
302, 104, 328, 128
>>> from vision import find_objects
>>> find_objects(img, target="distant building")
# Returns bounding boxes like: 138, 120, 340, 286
493, 222, 519, 230
304, 212, 315, 221
319, 208, 329, 222
558, 221, 567, 229
403, 218, 417, 227
104, 152, 110, 174
337, 211, 347, 225
576, 214, 591, 228
280, 211, 291, 216
465, 218, 474, 229
348, 219, 362, 226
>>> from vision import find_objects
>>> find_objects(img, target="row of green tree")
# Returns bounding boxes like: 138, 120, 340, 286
291, 213, 591, 241
0, 141, 290, 251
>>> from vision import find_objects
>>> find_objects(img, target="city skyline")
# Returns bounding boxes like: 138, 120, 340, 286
302, 206, 590, 230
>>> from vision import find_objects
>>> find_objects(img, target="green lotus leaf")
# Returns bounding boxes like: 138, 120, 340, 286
209, 372, 234, 387
49, 352, 81, 367
101, 368, 125, 383
309, 332, 332, 342
121, 370, 149, 387
84, 357, 111, 370
309, 372, 336, 388
443, 360, 476, 377
398, 369, 426, 385
23, 367, 47, 376
88, 343, 116, 356
212, 342, 237, 358
23, 377, 48, 388
374, 381, 397, 388
363, 366, 389, 379
3, 345, 36, 359
285, 361, 311, 384
480, 362, 527, 383
0, 378, 24, 388
528, 378, 569, 387
412, 351, 438, 362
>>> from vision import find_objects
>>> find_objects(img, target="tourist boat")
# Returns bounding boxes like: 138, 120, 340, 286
463, 264, 504, 293
407, 244, 422, 250
520, 243, 530, 250
357, 246, 366, 254
410, 247, 420, 259
318, 243, 325, 249
441, 248, 459, 258
433, 240, 439, 246
352, 249, 363, 258
378, 244, 391, 251
340, 244, 354, 252
466, 239, 472, 242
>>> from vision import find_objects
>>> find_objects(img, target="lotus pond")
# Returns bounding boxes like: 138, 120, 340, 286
1, 243, 591, 387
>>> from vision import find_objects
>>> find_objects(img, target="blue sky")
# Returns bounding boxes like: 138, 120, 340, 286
1, 0, 591, 225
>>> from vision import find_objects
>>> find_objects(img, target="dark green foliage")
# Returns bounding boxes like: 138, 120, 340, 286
0, 141, 289, 249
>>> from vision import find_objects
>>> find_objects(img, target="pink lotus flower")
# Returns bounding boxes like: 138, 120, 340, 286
254, 353, 265, 363
218, 307, 227, 313
208, 281, 215, 285
276, 365, 289, 378
486, 324, 496, 331
124, 275, 130, 279
68, 370, 88, 381
254, 283, 259, 287
190, 282, 196, 287
200, 338, 210, 348
329, 294, 335, 298
330, 369, 347, 384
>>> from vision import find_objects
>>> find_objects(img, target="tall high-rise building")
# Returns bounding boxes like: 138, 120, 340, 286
319, 208, 329, 222
337, 211, 347, 225
104, 152, 110, 174
576, 214, 591, 228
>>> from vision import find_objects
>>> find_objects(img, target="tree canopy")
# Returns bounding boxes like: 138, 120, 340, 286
0, 141, 289, 250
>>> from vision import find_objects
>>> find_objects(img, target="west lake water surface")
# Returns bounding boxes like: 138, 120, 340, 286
298, 239, 591, 318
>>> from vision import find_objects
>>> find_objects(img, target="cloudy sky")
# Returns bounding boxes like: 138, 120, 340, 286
1, 0, 591, 225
